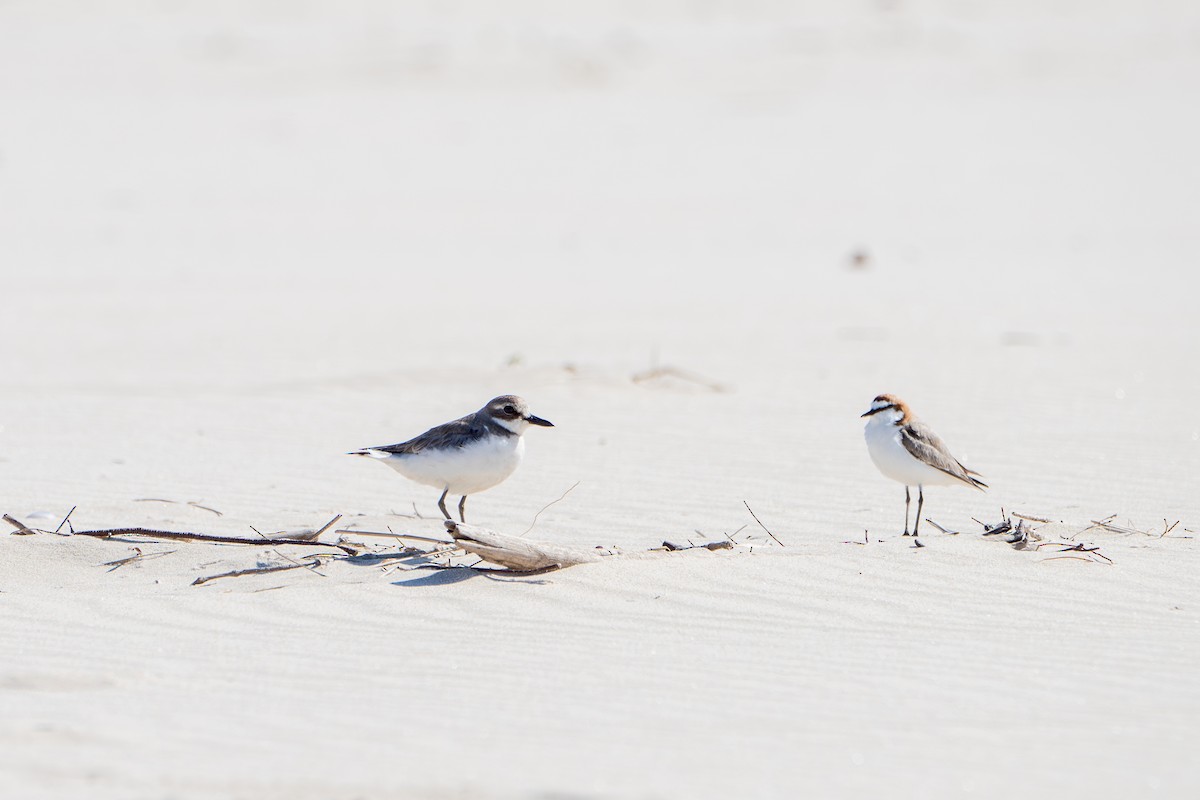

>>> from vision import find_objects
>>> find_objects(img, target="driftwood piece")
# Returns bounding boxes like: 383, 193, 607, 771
445, 521, 607, 572
3, 514, 38, 535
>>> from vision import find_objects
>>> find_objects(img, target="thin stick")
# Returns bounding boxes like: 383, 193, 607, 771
270, 547, 327, 578
358, 545, 442, 562
661, 540, 733, 552
69, 527, 357, 555
403, 562, 563, 577
1038, 555, 1112, 565
1088, 518, 1148, 536
335, 528, 452, 546
479, 568, 560, 582
54, 506, 76, 535
743, 501, 785, 547
1057, 543, 1114, 564
1012, 512, 1052, 523
193, 559, 325, 586
521, 481, 581, 536
103, 549, 176, 572
376, 547, 453, 574
1093, 519, 1139, 533
841, 529, 868, 546
314, 515, 343, 534
300, 514, 343, 542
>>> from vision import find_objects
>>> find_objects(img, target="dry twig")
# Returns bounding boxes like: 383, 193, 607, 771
193, 559, 328, 586
69, 526, 357, 554
743, 501, 785, 547
842, 529, 870, 546
1035, 541, 1114, 565
5, 510, 355, 553
403, 562, 564, 578
660, 540, 734, 552
3, 514, 37, 535
281, 515, 343, 542
335, 528, 452, 546
1080, 516, 1187, 540
521, 481, 581, 536
102, 548, 176, 572
54, 506, 77, 535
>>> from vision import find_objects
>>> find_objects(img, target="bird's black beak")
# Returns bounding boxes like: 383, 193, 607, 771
526, 415, 554, 427
860, 408, 877, 418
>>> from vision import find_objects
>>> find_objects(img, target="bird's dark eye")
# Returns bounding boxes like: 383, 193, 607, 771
503, 405, 516, 416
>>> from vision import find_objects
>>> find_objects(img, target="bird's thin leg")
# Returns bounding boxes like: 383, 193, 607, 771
437, 489, 451, 520
458, 495, 467, 523
903, 486, 911, 536
914, 486, 925, 537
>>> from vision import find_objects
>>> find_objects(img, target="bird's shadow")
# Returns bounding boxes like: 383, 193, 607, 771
391, 568, 477, 587
391, 566, 555, 588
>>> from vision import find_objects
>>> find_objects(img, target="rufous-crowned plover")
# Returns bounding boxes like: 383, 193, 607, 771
349, 395, 554, 522
861, 394, 986, 537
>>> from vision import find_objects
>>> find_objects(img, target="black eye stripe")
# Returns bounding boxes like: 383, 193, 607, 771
865, 403, 898, 416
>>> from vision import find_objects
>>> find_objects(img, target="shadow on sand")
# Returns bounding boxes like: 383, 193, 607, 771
391, 568, 476, 588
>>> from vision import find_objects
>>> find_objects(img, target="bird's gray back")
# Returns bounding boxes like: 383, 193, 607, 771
371, 410, 514, 456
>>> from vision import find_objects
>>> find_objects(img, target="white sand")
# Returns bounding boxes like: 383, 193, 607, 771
1, 1, 1198, 797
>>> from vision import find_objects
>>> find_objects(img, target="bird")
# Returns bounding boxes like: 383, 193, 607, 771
861, 394, 986, 537
349, 395, 554, 522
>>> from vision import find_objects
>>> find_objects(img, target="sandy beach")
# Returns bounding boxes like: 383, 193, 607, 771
2, 2, 1198, 798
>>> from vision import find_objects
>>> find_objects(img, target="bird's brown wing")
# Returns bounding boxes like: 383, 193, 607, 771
900, 421, 987, 489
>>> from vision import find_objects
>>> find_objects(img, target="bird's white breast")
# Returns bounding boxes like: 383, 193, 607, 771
864, 418, 959, 487
383, 434, 525, 496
